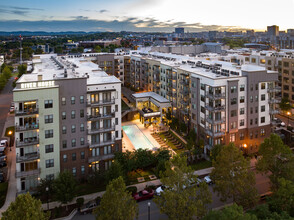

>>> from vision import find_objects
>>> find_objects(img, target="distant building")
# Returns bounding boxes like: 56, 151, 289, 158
267, 25, 279, 37
175, 28, 184, 34
79, 39, 121, 48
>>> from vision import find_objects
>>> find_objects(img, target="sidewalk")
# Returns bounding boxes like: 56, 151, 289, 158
0, 114, 16, 218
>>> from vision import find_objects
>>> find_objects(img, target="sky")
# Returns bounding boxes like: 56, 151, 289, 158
0, 0, 293, 32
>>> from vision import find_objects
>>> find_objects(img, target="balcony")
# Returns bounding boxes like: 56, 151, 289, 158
16, 152, 40, 163
90, 139, 115, 148
180, 100, 189, 106
205, 129, 225, 137
153, 77, 160, 82
87, 113, 115, 121
15, 124, 39, 132
16, 138, 39, 147
205, 105, 225, 112
269, 109, 280, 114
16, 168, 40, 178
87, 126, 115, 134
180, 79, 189, 85
268, 98, 281, 104
181, 89, 189, 96
207, 93, 226, 100
88, 154, 115, 163
206, 117, 226, 124
15, 108, 39, 116
267, 86, 281, 93
87, 99, 115, 107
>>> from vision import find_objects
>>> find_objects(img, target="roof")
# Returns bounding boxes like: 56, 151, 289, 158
132, 92, 170, 103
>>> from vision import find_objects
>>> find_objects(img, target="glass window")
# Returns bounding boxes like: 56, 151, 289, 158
45, 115, 53, 123
261, 117, 265, 123
45, 144, 54, 153
80, 137, 85, 145
72, 153, 76, 161
81, 166, 85, 175
72, 139, 76, 147
261, 94, 266, 101
46, 159, 54, 168
61, 97, 66, 105
240, 119, 245, 126
261, 105, 265, 112
80, 109, 84, 118
261, 83, 266, 89
72, 167, 76, 176
240, 108, 245, 115
62, 112, 66, 120
71, 96, 75, 104
80, 123, 84, 132
62, 126, 66, 134
72, 125, 76, 133
240, 96, 245, 103
45, 130, 53, 138
229, 134, 236, 142
71, 110, 76, 119
63, 154, 67, 162
62, 140, 67, 148
44, 100, 53, 108
240, 85, 245, 92
80, 95, 84, 104
231, 98, 237, 105
81, 151, 85, 159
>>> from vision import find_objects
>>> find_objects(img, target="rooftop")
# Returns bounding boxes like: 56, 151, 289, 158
132, 92, 170, 103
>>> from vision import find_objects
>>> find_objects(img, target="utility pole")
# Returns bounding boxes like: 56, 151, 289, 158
19, 35, 22, 65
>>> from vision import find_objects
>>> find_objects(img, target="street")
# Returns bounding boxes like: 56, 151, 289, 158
0, 77, 13, 137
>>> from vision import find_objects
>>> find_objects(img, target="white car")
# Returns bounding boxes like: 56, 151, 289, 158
0, 140, 8, 148
155, 185, 166, 196
204, 176, 212, 185
9, 106, 14, 113
280, 122, 286, 127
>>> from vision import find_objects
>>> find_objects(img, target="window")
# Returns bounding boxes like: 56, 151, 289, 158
250, 119, 253, 125
261, 83, 266, 89
115, 105, 118, 112
46, 174, 54, 181
240, 96, 245, 103
62, 112, 66, 120
255, 131, 258, 138
250, 107, 253, 114
45, 130, 53, 138
116, 131, 118, 138
240, 133, 244, 140
62, 126, 66, 134
45, 115, 53, 123
71, 96, 75, 104
261, 94, 265, 101
61, 97, 66, 105
45, 144, 54, 153
255, 95, 258, 102
255, 107, 258, 113
62, 140, 67, 148
46, 159, 54, 168
201, 106, 206, 114
250, 84, 253, 91
255, 118, 258, 124
250, 96, 253, 103
104, 146, 112, 155
240, 108, 245, 115
231, 86, 237, 93
81, 166, 85, 175
45, 100, 53, 108
80, 137, 85, 145
229, 134, 236, 142
261, 129, 265, 136
80, 109, 84, 118
63, 154, 67, 162
231, 98, 237, 105
230, 122, 237, 129
201, 83, 205, 90
115, 144, 119, 152
240, 119, 245, 126
72, 153, 76, 161
72, 139, 76, 147
240, 85, 245, 92
261, 117, 265, 123
201, 95, 205, 102
256, 84, 258, 90
72, 167, 76, 176
261, 105, 265, 112
80, 95, 84, 104
81, 151, 85, 159
71, 110, 76, 119
231, 110, 237, 117
284, 61, 289, 67
72, 125, 76, 133
250, 132, 253, 139
115, 118, 118, 125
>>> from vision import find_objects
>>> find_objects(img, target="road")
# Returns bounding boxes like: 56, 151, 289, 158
0, 77, 13, 137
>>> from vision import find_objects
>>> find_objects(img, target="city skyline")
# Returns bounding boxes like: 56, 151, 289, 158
0, 0, 293, 32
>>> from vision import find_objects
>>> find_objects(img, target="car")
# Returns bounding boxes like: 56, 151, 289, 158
9, 106, 14, 113
133, 189, 154, 202
155, 185, 166, 196
0, 140, 8, 148
0, 155, 7, 167
204, 176, 212, 185
80, 201, 98, 214
281, 122, 286, 127
0, 173, 4, 183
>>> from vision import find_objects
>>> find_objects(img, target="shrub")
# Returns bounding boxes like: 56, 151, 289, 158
126, 186, 137, 195
76, 197, 84, 209
95, 196, 101, 205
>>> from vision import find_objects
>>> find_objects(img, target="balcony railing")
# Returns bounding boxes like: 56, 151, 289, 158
267, 87, 281, 93
87, 99, 115, 106
16, 168, 40, 178
180, 79, 189, 85
207, 93, 226, 100
205, 105, 225, 112
88, 154, 115, 163
87, 113, 115, 121
87, 126, 115, 134
206, 117, 226, 124
15, 124, 39, 132
15, 108, 39, 116
268, 98, 281, 104
16, 152, 40, 163
90, 139, 115, 148
269, 109, 280, 114
16, 138, 39, 147
205, 129, 225, 137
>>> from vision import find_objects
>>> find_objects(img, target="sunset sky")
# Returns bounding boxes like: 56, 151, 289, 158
0, 0, 293, 32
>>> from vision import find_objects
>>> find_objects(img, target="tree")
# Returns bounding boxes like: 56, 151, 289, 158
154, 155, 212, 220
211, 144, 223, 162
55, 46, 63, 54
17, 64, 27, 78
202, 204, 257, 220
2, 192, 50, 220
35, 48, 43, 54
248, 204, 293, 220
211, 143, 258, 209
2, 66, 12, 80
280, 97, 292, 112
94, 45, 102, 53
105, 161, 125, 184
256, 134, 294, 188
53, 171, 77, 210
94, 176, 138, 220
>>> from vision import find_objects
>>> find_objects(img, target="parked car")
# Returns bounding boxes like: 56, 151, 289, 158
155, 185, 166, 196
80, 201, 98, 214
204, 176, 213, 185
0, 156, 7, 167
281, 122, 286, 127
133, 189, 154, 202
0, 147, 5, 157
0, 140, 8, 148
0, 172, 4, 183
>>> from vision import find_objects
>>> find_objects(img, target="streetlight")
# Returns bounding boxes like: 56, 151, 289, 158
46, 187, 49, 210
287, 111, 291, 126
148, 202, 151, 220
8, 131, 12, 151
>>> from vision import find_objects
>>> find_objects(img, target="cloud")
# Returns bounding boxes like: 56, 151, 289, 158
99, 9, 108, 13
0, 17, 248, 32
0, 5, 43, 17
79, 9, 109, 13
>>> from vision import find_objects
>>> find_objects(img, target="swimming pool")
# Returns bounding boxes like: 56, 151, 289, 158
122, 125, 155, 150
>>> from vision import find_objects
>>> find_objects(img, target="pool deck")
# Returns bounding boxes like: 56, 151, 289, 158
122, 119, 161, 151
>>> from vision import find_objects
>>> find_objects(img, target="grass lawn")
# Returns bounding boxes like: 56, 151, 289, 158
0, 182, 8, 208
127, 169, 155, 185
190, 160, 212, 171
121, 99, 130, 111
5, 126, 15, 137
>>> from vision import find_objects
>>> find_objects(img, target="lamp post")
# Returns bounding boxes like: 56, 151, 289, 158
8, 131, 12, 151
287, 111, 291, 126
46, 187, 49, 210
243, 144, 247, 155
148, 202, 151, 220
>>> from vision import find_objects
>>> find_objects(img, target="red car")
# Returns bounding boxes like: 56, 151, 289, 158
133, 189, 154, 202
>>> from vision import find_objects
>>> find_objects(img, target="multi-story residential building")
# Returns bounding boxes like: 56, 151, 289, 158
126, 52, 279, 154
13, 54, 122, 193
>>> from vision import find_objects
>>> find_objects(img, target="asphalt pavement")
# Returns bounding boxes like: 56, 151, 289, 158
0, 77, 13, 137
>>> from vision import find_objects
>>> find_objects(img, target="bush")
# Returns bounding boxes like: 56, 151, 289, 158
126, 186, 137, 195
145, 185, 157, 191
95, 196, 101, 205
76, 197, 84, 209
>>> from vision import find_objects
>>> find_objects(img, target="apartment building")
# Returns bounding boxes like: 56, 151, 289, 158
13, 54, 122, 193
126, 52, 279, 154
